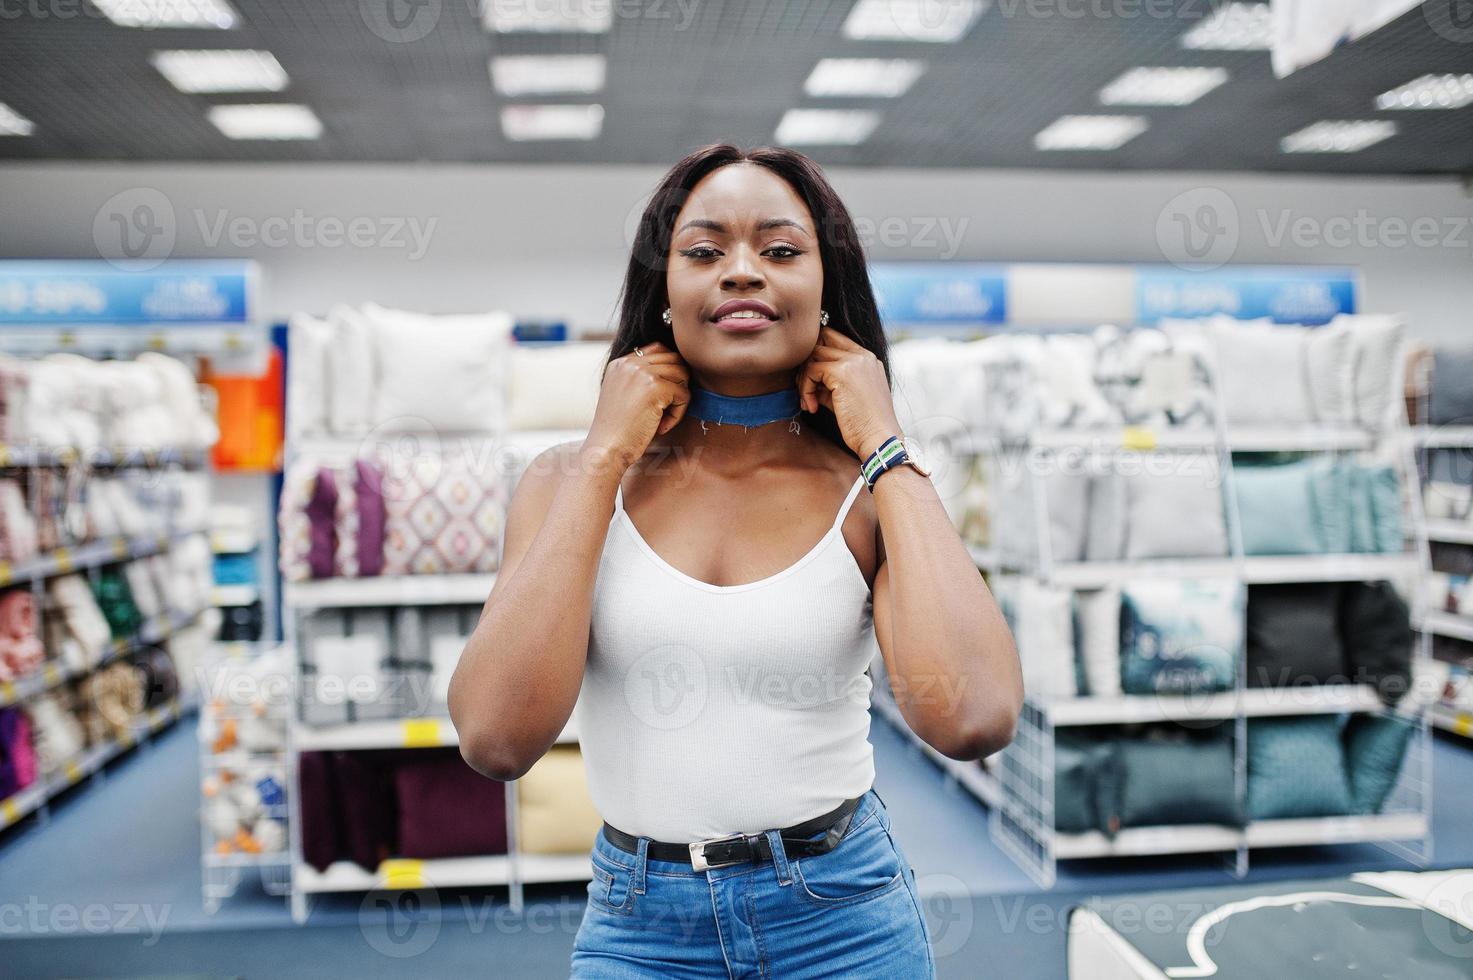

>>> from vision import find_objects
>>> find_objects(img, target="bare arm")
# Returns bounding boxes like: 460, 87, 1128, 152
870, 466, 1023, 762
449, 341, 690, 780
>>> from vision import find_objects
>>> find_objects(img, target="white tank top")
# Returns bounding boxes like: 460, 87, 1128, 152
574, 472, 878, 841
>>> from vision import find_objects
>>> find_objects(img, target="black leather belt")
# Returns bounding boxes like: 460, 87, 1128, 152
602, 795, 864, 872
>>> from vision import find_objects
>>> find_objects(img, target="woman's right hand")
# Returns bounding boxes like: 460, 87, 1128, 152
583, 341, 691, 472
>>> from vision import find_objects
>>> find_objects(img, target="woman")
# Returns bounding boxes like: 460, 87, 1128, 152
449, 143, 1022, 978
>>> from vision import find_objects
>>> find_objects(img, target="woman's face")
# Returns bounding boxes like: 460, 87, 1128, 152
665, 163, 824, 387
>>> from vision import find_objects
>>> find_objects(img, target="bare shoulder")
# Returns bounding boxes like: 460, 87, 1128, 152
510, 439, 586, 508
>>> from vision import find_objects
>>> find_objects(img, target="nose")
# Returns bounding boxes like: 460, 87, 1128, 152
720, 244, 764, 290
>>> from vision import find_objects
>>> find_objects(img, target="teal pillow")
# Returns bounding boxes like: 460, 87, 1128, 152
1120, 579, 1243, 695
1364, 466, 1403, 554
1054, 733, 1122, 835
1247, 716, 1354, 819
1113, 729, 1245, 829
1234, 461, 1341, 555
1342, 713, 1416, 815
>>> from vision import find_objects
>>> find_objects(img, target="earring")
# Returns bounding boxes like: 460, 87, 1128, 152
819, 310, 829, 327
662, 308, 672, 325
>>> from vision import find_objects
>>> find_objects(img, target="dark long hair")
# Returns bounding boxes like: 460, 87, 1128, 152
606, 143, 890, 459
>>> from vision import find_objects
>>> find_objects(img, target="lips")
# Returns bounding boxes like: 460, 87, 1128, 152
710, 299, 779, 323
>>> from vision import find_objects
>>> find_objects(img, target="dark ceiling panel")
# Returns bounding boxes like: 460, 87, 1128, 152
0, 0, 1468, 174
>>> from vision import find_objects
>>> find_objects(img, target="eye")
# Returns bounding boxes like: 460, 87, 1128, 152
764, 246, 802, 259
678, 246, 721, 260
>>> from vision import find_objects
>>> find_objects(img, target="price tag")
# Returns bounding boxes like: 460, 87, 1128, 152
64, 760, 83, 784
401, 719, 443, 748
0, 681, 14, 705
42, 663, 60, 686
1121, 427, 1157, 451
1456, 713, 1473, 739
380, 859, 427, 890
1, 798, 19, 826
147, 333, 166, 351
112, 537, 129, 560
54, 549, 73, 574
0, 561, 13, 586
117, 729, 135, 749
0, 445, 10, 467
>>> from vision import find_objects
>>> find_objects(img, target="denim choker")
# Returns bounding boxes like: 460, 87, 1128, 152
687, 384, 802, 430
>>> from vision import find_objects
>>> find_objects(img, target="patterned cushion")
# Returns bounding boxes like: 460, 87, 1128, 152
382, 455, 506, 576
277, 459, 317, 583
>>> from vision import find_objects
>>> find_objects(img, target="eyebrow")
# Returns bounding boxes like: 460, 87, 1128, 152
674, 217, 810, 236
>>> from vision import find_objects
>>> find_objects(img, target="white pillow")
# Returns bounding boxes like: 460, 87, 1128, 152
1334, 313, 1407, 431
326, 304, 378, 435
1016, 579, 1076, 700
1303, 321, 1354, 425
1123, 466, 1229, 560
1038, 334, 1113, 429
1075, 587, 1121, 698
360, 302, 513, 434
1208, 319, 1315, 426
287, 312, 334, 438
506, 342, 608, 431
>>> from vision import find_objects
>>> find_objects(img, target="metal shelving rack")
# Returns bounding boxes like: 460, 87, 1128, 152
877, 335, 1434, 888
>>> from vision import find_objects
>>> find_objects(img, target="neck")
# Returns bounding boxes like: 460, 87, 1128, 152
659, 372, 809, 467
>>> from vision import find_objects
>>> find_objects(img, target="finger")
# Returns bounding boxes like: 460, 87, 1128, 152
819, 326, 864, 352
650, 367, 689, 386
657, 380, 691, 434
807, 345, 846, 361
797, 360, 830, 414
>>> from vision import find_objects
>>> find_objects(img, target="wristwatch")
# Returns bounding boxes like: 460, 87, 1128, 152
861, 434, 932, 492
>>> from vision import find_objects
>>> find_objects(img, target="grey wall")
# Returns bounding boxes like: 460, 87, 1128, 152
1, 161, 1470, 340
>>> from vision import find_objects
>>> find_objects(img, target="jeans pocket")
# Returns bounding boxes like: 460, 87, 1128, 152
793, 817, 906, 907
586, 852, 636, 916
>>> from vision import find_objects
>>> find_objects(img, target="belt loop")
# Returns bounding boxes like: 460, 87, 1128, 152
632, 837, 649, 895
764, 829, 793, 886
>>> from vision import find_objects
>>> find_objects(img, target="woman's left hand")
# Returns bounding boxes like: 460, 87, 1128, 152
795, 326, 902, 459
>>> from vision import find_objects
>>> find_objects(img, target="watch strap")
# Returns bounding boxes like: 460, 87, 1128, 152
861, 436, 909, 493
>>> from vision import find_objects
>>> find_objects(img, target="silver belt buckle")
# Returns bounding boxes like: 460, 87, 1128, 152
688, 833, 746, 872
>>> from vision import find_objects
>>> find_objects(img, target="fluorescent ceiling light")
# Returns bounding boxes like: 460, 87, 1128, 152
1180, 2, 1271, 50
774, 109, 881, 145
1035, 114, 1148, 150
804, 59, 926, 98
92, 0, 238, 29
491, 55, 606, 96
0, 103, 35, 136
1280, 119, 1397, 153
841, 0, 985, 42
1375, 73, 1473, 110
1099, 66, 1229, 106
208, 104, 322, 140
501, 104, 604, 140
481, 0, 612, 33
151, 50, 288, 93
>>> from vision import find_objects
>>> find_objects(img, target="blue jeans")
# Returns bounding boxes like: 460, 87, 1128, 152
570, 789, 936, 978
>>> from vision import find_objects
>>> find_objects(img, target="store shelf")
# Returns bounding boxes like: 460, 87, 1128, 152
965, 426, 1377, 454
1426, 520, 1473, 546
517, 853, 594, 884
204, 852, 291, 869
1055, 813, 1428, 860
292, 716, 577, 752
212, 584, 260, 607
210, 529, 259, 555
284, 574, 497, 609
1410, 426, 1473, 448
0, 605, 207, 708
871, 685, 999, 807
1419, 611, 1473, 644
0, 444, 209, 469
0, 527, 203, 590
295, 854, 513, 893
1042, 685, 1384, 727
1432, 703, 1473, 739
1, 699, 190, 832
1043, 554, 1419, 589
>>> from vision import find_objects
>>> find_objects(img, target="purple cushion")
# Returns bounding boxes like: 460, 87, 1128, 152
305, 468, 338, 580
296, 750, 343, 873
394, 750, 507, 860
355, 459, 386, 578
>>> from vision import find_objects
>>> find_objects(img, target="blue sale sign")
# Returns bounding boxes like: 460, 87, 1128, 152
0, 260, 256, 326
1136, 266, 1357, 326
869, 262, 1008, 327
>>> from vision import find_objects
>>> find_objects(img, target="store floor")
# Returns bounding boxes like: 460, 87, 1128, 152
3, 714, 1471, 979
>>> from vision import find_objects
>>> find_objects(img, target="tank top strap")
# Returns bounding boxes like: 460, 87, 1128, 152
831, 474, 867, 533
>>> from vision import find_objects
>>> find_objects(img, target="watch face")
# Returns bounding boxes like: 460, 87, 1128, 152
902, 436, 933, 477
